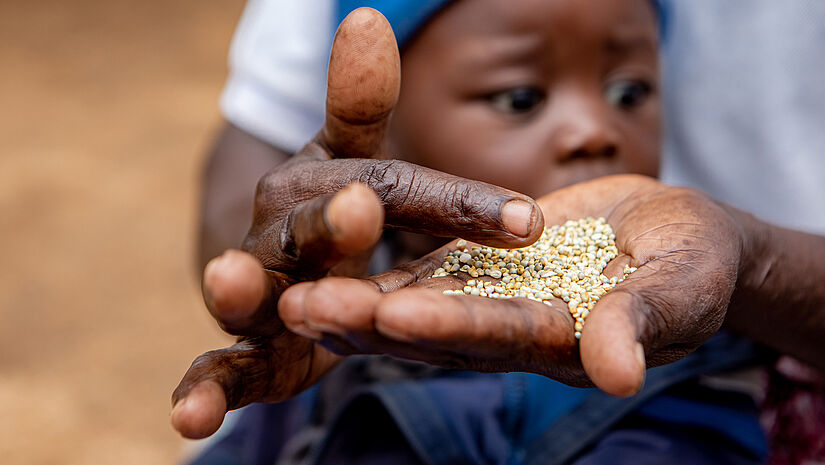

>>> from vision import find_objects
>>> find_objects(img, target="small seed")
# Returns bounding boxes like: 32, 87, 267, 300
431, 217, 636, 340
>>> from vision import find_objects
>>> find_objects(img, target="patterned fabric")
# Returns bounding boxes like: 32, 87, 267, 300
761, 357, 825, 465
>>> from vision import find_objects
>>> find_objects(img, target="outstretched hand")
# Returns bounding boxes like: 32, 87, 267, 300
172, 8, 543, 439
280, 175, 744, 397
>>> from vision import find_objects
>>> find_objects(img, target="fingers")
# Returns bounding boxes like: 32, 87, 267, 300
322, 7, 400, 158
280, 277, 584, 379
280, 277, 383, 339
171, 336, 337, 439
350, 159, 544, 246
579, 290, 647, 397
373, 289, 575, 359
368, 241, 456, 292
253, 158, 544, 254
171, 380, 226, 440
242, 163, 545, 334
215, 183, 383, 335
263, 182, 385, 273
366, 160, 544, 247
327, 182, 385, 255
203, 249, 289, 335
171, 342, 270, 440
577, 261, 698, 396
279, 269, 652, 395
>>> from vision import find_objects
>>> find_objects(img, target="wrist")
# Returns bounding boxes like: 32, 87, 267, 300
719, 203, 774, 324
708, 202, 825, 369
729, 205, 771, 293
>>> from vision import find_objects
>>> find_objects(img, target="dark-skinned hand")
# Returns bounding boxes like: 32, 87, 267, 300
171, 8, 544, 439
280, 174, 744, 398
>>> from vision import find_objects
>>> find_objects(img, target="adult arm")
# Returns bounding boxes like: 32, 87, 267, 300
725, 208, 825, 370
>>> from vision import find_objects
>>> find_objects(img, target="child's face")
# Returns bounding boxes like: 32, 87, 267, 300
388, 0, 660, 198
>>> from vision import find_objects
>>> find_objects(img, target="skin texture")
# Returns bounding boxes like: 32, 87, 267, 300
281, 175, 742, 391
283, 175, 825, 382
723, 210, 825, 371
173, 1, 825, 441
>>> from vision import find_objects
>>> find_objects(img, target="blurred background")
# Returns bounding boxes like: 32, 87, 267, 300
0, 0, 244, 462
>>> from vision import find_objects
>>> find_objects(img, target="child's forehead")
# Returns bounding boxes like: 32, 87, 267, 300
407, 0, 659, 72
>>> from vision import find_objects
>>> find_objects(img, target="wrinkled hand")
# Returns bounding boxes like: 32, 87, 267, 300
281, 175, 744, 398
171, 8, 543, 439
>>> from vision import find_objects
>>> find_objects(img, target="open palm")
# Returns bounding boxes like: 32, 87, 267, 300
280, 174, 741, 397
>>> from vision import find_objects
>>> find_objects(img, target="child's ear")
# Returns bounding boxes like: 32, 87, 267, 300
322, 7, 400, 159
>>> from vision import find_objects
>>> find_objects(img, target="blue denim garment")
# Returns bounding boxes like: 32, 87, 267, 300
187, 332, 769, 465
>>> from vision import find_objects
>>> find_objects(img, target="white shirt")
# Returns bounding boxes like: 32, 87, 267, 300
220, 0, 332, 153
660, 0, 825, 235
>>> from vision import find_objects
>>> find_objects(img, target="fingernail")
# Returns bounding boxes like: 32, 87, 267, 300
171, 397, 187, 419
289, 323, 324, 340
634, 342, 646, 389
202, 254, 228, 301
205, 252, 230, 276
306, 319, 346, 336
634, 342, 646, 368
375, 321, 414, 342
501, 200, 535, 237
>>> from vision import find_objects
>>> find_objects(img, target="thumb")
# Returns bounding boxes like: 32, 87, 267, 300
579, 291, 647, 397
322, 7, 400, 158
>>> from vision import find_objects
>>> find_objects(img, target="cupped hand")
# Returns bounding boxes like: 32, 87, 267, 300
280, 175, 744, 397
172, 8, 544, 439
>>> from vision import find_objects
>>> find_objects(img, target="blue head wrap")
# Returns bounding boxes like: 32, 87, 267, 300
336, 0, 455, 49
336, 0, 667, 51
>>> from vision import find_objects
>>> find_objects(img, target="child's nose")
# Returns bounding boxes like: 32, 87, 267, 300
551, 107, 619, 162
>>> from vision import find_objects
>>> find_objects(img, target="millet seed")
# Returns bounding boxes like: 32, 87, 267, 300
431, 217, 636, 339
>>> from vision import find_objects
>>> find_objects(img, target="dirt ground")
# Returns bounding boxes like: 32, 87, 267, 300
0, 0, 245, 463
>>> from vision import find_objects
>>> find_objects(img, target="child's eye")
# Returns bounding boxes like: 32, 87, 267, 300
604, 80, 652, 109
489, 87, 545, 115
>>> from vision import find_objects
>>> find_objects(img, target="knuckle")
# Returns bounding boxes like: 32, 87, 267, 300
188, 348, 230, 376
254, 160, 323, 218
253, 171, 283, 212
453, 181, 495, 226
356, 159, 493, 228
357, 159, 410, 203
